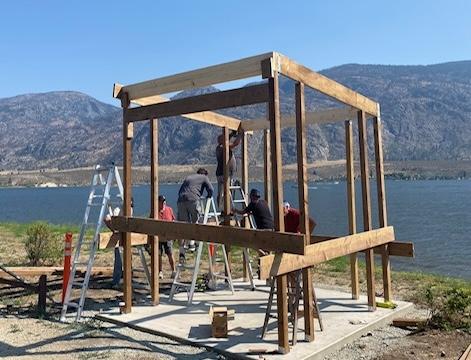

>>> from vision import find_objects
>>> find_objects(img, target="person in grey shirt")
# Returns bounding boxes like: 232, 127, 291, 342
177, 168, 214, 261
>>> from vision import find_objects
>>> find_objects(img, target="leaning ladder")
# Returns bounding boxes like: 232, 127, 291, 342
169, 197, 234, 304
60, 165, 149, 322
229, 183, 257, 290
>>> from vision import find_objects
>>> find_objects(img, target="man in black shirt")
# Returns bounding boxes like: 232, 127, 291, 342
232, 188, 274, 230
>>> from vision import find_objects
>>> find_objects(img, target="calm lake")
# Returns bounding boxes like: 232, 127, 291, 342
1, 180, 470, 280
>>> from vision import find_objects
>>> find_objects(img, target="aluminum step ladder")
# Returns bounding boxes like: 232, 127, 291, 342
60, 165, 149, 322
169, 197, 234, 304
229, 182, 257, 290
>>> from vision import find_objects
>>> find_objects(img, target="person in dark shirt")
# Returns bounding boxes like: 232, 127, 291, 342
283, 201, 316, 234
215, 130, 241, 208
177, 168, 213, 262
232, 188, 274, 230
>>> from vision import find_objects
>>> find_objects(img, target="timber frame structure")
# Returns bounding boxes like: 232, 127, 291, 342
111, 52, 413, 354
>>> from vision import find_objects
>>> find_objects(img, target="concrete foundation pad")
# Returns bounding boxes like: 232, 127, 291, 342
97, 280, 413, 359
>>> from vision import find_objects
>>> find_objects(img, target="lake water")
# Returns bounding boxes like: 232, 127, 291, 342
0, 180, 469, 280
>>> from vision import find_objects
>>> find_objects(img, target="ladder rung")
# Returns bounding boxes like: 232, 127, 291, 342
72, 281, 85, 287
73, 261, 88, 266
88, 203, 104, 207
173, 281, 190, 287
66, 302, 79, 308
177, 264, 196, 270
229, 186, 242, 190
212, 273, 230, 280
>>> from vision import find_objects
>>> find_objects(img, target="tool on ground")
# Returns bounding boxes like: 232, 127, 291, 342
261, 270, 323, 345
60, 164, 150, 322
169, 197, 234, 305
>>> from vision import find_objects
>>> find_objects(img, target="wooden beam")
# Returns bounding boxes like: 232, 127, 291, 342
358, 110, 376, 311
259, 227, 395, 278
223, 127, 231, 225
375, 241, 414, 257
241, 106, 357, 131
276, 53, 378, 117
118, 52, 274, 100
114, 83, 241, 131
302, 268, 315, 342
373, 112, 392, 302
121, 92, 133, 314
110, 216, 306, 255
125, 84, 269, 123
150, 118, 159, 305
267, 68, 284, 232
99, 232, 148, 249
277, 275, 289, 354
263, 128, 272, 210
1, 267, 113, 278
241, 132, 250, 281
345, 119, 359, 300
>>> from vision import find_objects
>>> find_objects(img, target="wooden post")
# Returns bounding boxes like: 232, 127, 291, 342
373, 111, 391, 302
150, 118, 159, 305
345, 120, 359, 300
241, 132, 250, 281
222, 127, 232, 270
263, 128, 272, 210
121, 91, 133, 313
37, 274, 47, 314
268, 70, 289, 353
296, 82, 314, 341
357, 110, 376, 311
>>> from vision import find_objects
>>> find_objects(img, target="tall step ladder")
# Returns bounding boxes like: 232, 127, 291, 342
60, 165, 149, 322
169, 197, 234, 305
229, 182, 257, 290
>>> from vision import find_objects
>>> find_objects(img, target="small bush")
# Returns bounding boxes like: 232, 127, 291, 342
425, 284, 471, 331
24, 222, 63, 266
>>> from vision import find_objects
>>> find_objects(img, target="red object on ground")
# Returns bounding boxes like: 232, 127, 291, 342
209, 243, 216, 257
61, 232, 73, 304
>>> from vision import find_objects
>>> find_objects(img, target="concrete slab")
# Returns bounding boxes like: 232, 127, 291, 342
97, 280, 413, 359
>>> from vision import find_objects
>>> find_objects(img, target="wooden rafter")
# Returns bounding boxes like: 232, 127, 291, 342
241, 106, 357, 131
110, 216, 306, 255
125, 84, 269, 123
117, 52, 274, 101
114, 83, 241, 131
259, 227, 395, 278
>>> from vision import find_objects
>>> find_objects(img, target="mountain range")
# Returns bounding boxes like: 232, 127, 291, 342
1, 60, 470, 171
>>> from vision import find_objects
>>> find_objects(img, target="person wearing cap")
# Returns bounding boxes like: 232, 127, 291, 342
177, 168, 214, 261
158, 195, 176, 279
215, 130, 242, 209
283, 201, 316, 235
232, 188, 274, 230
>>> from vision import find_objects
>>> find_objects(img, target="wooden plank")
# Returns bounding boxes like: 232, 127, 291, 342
384, 241, 414, 257
125, 84, 269, 123
277, 275, 289, 354
98, 232, 148, 249
1, 267, 113, 277
259, 227, 395, 278
373, 113, 392, 302
295, 82, 310, 246
459, 342, 471, 360
150, 117, 159, 305
276, 53, 378, 116
345, 119, 359, 300
114, 83, 241, 131
110, 216, 306, 255
121, 92, 133, 314
392, 318, 426, 328
118, 52, 274, 100
267, 68, 284, 232
263, 128, 272, 209
358, 110, 376, 310
302, 268, 315, 342
37, 275, 47, 314
241, 106, 357, 131
223, 127, 231, 225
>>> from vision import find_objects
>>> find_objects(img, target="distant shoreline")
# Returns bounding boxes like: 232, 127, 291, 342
1, 160, 471, 188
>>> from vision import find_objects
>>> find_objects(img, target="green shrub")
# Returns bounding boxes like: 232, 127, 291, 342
425, 284, 471, 331
24, 222, 63, 266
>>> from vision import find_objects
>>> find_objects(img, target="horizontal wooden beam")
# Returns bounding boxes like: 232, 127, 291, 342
241, 106, 357, 131
125, 84, 269, 123
259, 226, 395, 278
274, 53, 379, 117
114, 83, 241, 130
375, 241, 414, 257
99, 232, 148, 249
118, 52, 274, 101
1, 267, 113, 278
110, 216, 306, 255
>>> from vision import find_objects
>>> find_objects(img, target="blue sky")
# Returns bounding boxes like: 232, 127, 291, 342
1, 0, 470, 104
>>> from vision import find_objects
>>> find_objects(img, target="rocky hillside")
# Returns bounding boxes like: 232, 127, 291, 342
1, 60, 470, 170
